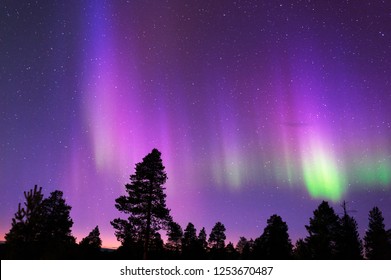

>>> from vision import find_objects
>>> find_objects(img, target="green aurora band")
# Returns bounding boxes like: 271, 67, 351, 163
301, 139, 346, 201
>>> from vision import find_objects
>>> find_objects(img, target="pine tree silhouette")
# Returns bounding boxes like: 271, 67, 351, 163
111, 149, 171, 259
336, 202, 363, 259
305, 201, 340, 259
5, 186, 75, 259
167, 221, 183, 255
41, 191, 75, 243
196, 227, 208, 258
182, 222, 198, 258
364, 206, 391, 259
198, 227, 208, 250
253, 214, 292, 259
209, 222, 226, 250
208, 222, 226, 259
5, 185, 44, 258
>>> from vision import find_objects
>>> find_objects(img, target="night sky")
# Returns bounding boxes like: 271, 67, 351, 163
1, 0, 391, 248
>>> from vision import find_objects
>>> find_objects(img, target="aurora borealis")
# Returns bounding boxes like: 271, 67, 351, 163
1, 0, 391, 248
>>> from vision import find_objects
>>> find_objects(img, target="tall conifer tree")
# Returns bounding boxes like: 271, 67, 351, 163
111, 149, 171, 259
364, 207, 391, 259
305, 201, 340, 259
337, 202, 363, 259
253, 214, 292, 259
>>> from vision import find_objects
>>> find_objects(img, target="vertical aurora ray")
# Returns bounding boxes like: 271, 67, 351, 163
268, 43, 351, 201
66, 2, 145, 247
72, 1, 207, 245
82, 3, 134, 175
301, 135, 346, 201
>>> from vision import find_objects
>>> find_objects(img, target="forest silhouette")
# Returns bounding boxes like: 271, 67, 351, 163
1, 149, 390, 260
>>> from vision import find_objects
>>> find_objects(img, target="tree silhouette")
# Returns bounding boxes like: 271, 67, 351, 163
235, 237, 253, 259
5, 186, 75, 259
253, 214, 292, 259
225, 242, 239, 259
5, 186, 43, 243
5, 185, 44, 258
336, 202, 363, 259
236, 237, 249, 255
79, 226, 102, 259
364, 207, 391, 259
195, 227, 208, 258
305, 201, 340, 259
182, 222, 198, 258
183, 223, 197, 246
111, 149, 171, 259
41, 190, 75, 244
198, 227, 208, 250
209, 222, 226, 250
111, 217, 141, 250
293, 238, 310, 259
80, 226, 102, 250
39, 190, 76, 258
149, 232, 165, 259
167, 221, 183, 255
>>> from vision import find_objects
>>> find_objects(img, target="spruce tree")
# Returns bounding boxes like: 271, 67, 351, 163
182, 222, 198, 258
111, 149, 171, 259
198, 227, 208, 250
364, 207, 391, 259
337, 202, 362, 259
253, 214, 292, 259
196, 227, 208, 258
305, 201, 340, 259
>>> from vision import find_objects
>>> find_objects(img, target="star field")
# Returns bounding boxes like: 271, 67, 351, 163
1, 0, 391, 248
